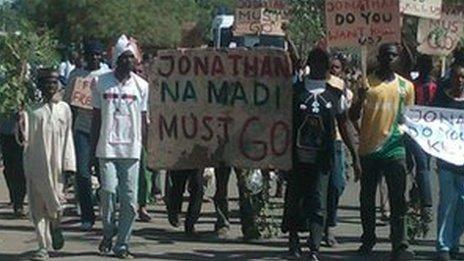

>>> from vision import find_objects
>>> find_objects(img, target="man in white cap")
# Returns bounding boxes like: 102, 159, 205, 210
91, 35, 149, 258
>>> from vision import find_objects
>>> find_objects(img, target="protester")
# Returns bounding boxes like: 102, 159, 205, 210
166, 169, 204, 235
0, 113, 26, 218
59, 50, 81, 86
405, 54, 436, 225
434, 63, 464, 261
350, 43, 415, 260
91, 35, 149, 258
64, 40, 111, 231
324, 53, 354, 247
23, 68, 76, 261
282, 48, 361, 260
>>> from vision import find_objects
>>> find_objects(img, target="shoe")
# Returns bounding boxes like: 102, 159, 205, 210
216, 227, 230, 239
14, 208, 27, 219
288, 233, 301, 259
115, 249, 134, 259
80, 221, 94, 232
168, 213, 180, 227
138, 209, 152, 222
185, 223, 196, 237
98, 237, 112, 255
308, 251, 321, 261
380, 211, 390, 222
435, 251, 450, 261
391, 248, 415, 261
31, 248, 49, 261
357, 244, 374, 256
325, 227, 339, 247
50, 222, 64, 250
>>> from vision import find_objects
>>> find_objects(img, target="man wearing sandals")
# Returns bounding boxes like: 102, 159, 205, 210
23, 68, 76, 260
91, 35, 148, 259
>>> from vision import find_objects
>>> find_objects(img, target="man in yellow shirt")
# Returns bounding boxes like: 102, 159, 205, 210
350, 43, 415, 260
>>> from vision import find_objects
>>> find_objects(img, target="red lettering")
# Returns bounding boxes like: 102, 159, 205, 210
239, 117, 267, 161
211, 55, 225, 76
270, 121, 290, 156
181, 114, 198, 139
178, 55, 191, 75
158, 55, 175, 77
260, 56, 273, 77
228, 54, 242, 76
193, 56, 209, 76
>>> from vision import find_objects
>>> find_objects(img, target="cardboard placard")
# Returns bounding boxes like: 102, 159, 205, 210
70, 77, 93, 109
233, 0, 290, 36
417, 6, 464, 56
326, 0, 401, 48
400, 0, 442, 19
147, 48, 293, 170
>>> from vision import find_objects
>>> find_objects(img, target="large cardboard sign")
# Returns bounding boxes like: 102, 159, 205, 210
147, 48, 293, 170
325, 0, 401, 47
417, 6, 464, 56
404, 106, 464, 166
69, 77, 93, 110
400, 0, 442, 19
233, 0, 290, 36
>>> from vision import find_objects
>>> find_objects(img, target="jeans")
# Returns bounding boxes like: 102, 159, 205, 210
0, 134, 26, 211
213, 167, 257, 236
326, 140, 346, 227
74, 131, 95, 223
360, 157, 409, 251
405, 136, 433, 207
282, 163, 329, 251
99, 158, 139, 253
436, 168, 464, 252
167, 169, 204, 227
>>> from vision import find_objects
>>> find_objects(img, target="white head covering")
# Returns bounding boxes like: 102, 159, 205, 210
113, 34, 141, 66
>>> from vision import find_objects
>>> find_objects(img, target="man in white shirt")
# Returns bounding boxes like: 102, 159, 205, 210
91, 35, 149, 259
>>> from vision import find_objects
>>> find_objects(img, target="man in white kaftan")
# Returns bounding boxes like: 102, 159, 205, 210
23, 69, 76, 260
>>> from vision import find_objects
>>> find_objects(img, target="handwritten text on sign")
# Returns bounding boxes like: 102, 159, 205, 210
233, 0, 290, 36
400, 0, 442, 19
325, 0, 401, 47
417, 6, 464, 56
404, 106, 464, 166
70, 77, 93, 109
147, 48, 293, 170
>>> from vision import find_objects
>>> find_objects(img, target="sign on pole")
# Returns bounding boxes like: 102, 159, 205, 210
147, 48, 293, 170
403, 106, 464, 166
417, 6, 464, 56
325, 0, 401, 48
400, 0, 442, 19
233, 0, 290, 36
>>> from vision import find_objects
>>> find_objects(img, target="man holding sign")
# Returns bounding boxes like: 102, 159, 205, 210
64, 41, 110, 231
433, 63, 464, 261
350, 43, 415, 260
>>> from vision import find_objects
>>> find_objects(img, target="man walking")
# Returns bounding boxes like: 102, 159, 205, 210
91, 35, 149, 258
351, 43, 415, 260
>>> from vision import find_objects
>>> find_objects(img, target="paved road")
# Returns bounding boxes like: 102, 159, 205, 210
0, 167, 454, 261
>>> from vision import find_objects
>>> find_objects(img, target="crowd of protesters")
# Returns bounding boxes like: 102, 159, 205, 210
1, 31, 464, 261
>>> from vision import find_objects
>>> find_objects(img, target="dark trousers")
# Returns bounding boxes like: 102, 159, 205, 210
0, 134, 26, 211
74, 131, 95, 223
167, 169, 204, 226
360, 157, 409, 251
405, 137, 433, 207
326, 140, 346, 228
283, 164, 329, 251
213, 167, 256, 236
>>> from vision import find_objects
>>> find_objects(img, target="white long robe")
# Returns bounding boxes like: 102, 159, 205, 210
23, 101, 76, 248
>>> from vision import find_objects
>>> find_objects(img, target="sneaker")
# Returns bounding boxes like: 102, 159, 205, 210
357, 244, 374, 256
13, 208, 27, 219
308, 251, 321, 261
288, 237, 302, 259
80, 221, 94, 232
185, 223, 197, 237
435, 251, 450, 261
50, 223, 64, 250
391, 248, 415, 261
168, 213, 179, 227
98, 237, 112, 255
115, 249, 134, 259
380, 211, 390, 222
31, 248, 49, 261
